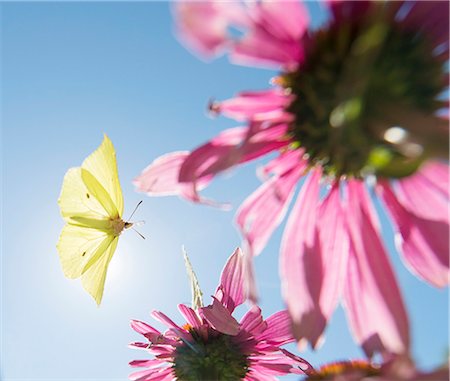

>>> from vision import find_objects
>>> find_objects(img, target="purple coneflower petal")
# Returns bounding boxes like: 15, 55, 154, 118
378, 182, 449, 287
237, 161, 305, 257
216, 247, 246, 312
343, 181, 410, 357
200, 297, 240, 336
213, 89, 293, 122
280, 168, 325, 348
316, 184, 349, 321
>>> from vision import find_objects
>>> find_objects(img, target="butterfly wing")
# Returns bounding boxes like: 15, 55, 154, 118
81, 237, 119, 305
57, 135, 124, 305
82, 134, 124, 217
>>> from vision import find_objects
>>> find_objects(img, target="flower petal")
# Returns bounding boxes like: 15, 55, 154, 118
177, 304, 202, 328
343, 180, 410, 357
396, 165, 449, 222
130, 320, 161, 336
240, 305, 266, 336
212, 89, 293, 122
216, 247, 246, 312
417, 161, 449, 197
378, 182, 449, 287
178, 124, 288, 184
231, 1, 308, 69
134, 151, 190, 196
316, 183, 349, 320
129, 366, 173, 381
200, 297, 240, 336
258, 310, 294, 346
236, 158, 305, 257
173, 1, 248, 59
280, 168, 326, 348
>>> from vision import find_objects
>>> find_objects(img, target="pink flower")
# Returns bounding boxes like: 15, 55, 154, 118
129, 248, 314, 381
135, 1, 449, 357
305, 355, 449, 381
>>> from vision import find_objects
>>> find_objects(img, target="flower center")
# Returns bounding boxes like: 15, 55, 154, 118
282, 4, 448, 179
306, 360, 380, 379
173, 329, 249, 381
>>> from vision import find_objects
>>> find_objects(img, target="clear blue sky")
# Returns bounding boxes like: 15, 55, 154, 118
1, 2, 448, 380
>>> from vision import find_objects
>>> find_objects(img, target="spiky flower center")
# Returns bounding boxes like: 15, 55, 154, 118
282, 4, 447, 179
307, 360, 380, 379
173, 329, 249, 381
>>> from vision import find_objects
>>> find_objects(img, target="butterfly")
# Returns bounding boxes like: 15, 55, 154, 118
57, 135, 132, 305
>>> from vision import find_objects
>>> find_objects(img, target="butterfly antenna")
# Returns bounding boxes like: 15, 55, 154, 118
132, 227, 146, 240
127, 200, 143, 221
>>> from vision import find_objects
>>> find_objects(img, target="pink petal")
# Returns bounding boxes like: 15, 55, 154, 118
249, 1, 309, 41
216, 247, 246, 312
177, 304, 202, 328
134, 151, 221, 206
231, 1, 308, 69
129, 367, 173, 381
178, 124, 288, 184
257, 149, 305, 179
280, 168, 325, 348
134, 151, 190, 196
236, 162, 305, 257
378, 182, 449, 287
396, 165, 449, 222
130, 320, 161, 336
212, 89, 293, 122
200, 297, 240, 336
173, 1, 248, 59
316, 184, 349, 320
239, 306, 266, 336
232, 29, 302, 69
417, 161, 449, 197
258, 310, 294, 346
151, 311, 183, 332
129, 359, 162, 368
343, 180, 410, 357
150, 311, 192, 342
243, 245, 258, 305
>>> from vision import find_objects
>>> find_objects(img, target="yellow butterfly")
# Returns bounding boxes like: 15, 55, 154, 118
57, 135, 131, 305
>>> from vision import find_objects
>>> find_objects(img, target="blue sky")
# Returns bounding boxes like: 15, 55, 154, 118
2, 2, 448, 380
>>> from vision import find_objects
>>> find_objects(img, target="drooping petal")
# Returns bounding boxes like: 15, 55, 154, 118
280, 168, 325, 348
316, 183, 349, 320
200, 297, 240, 336
343, 180, 410, 357
134, 151, 190, 196
231, 1, 308, 69
236, 159, 305, 257
378, 182, 449, 287
417, 160, 449, 197
232, 28, 303, 70
216, 247, 246, 312
129, 359, 163, 368
250, 1, 309, 41
177, 304, 202, 329
130, 320, 161, 336
212, 89, 294, 122
239, 305, 266, 336
133, 151, 213, 205
396, 165, 449, 222
257, 310, 294, 346
178, 124, 289, 184
129, 366, 173, 381
173, 1, 248, 59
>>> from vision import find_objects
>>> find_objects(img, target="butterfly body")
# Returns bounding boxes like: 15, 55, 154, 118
57, 135, 127, 305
